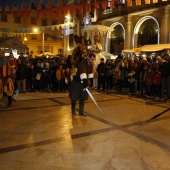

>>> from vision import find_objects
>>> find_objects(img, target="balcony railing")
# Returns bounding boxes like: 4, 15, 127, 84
98, 0, 170, 21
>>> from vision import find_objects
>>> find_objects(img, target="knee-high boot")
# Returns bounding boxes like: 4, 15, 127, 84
7, 96, 12, 107
79, 100, 87, 116
71, 101, 76, 114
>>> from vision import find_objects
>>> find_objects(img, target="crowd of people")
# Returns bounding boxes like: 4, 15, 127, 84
13, 52, 170, 100
96, 53, 170, 102
9, 53, 78, 94
1, 49, 170, 107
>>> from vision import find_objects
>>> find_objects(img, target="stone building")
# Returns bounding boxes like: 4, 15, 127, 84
0, 0, 169, 57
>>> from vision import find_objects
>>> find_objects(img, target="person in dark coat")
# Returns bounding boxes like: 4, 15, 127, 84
16, 58, 27, 93
97, 58, 106, 92
69, 53, 95, 116
27, 64, 36, 92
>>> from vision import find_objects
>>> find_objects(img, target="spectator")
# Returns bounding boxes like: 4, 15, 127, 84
127, 66, 136, 95
27, 64, 36, 92
145, 67, 154, 97
16, 58, 27, 93
152, 67, 161, 100
97, 58, 106, 92
35, 62, 43, 92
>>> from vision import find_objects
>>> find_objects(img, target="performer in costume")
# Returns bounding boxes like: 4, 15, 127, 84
69, 53, 95, 116
91, 32, 105, 66
0, 50, 16, 107
72, 35, 84, 66
72, 34, 89, 66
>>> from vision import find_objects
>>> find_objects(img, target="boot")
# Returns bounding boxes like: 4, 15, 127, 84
79, 100, 87, 116
7, 96, 12, 107
71, 101, 76, 115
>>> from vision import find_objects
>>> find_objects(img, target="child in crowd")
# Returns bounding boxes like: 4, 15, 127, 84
127, 67, 136, 95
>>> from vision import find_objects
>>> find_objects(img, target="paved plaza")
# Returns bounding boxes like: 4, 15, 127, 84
0, 91, 170, 170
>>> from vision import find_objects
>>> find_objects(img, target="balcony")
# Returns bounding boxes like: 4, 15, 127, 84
98, 0, 170, 21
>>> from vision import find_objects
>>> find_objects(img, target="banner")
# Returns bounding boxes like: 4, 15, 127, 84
136, 0, 141, 5
44, 0, 50, 7
145, 0, 150, 4
0, 1, 7, 11
15, 22, 75, 34
15, 0, 24, 10
0, 0, 167, 13
127, 0, 132, 6
101, 2, 107, 9
0, 28, 11, 32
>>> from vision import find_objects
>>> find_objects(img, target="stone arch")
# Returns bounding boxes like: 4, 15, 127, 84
107, 22, 125, 53
132, 16, 160, 48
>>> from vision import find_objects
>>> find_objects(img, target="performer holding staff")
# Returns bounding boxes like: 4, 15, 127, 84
0, 49, 16, 107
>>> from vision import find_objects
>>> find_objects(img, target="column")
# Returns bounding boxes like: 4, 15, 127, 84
42, 31, 44, 55
134, 34, 138, 49
124, 16, 133, 49
160, 7, 169, 44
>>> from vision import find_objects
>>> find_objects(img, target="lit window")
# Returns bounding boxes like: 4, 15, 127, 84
31, 34, 37, 40
42, 19, 47, 26
52, 20, 57, 25
31, 17, 37, 25
1, 13, 7, 22
15, 16, 21, 23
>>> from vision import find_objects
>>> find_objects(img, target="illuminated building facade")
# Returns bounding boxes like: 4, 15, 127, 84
97, 0, 170, 54
0, 0, 169, 56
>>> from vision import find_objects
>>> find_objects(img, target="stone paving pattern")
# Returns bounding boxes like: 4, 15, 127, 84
0, 91, 170, 170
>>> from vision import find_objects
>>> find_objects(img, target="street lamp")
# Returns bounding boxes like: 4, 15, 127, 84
23, 36, 27, 44
33, 27, 45, 55
42, 31, 44, 55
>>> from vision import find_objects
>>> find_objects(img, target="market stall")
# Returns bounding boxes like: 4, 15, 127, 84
0, 37, 29, 58
0, 37, 28, 50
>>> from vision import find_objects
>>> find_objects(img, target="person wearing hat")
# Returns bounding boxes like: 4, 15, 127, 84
0, 49, 16, 107
72, 35, 84, 66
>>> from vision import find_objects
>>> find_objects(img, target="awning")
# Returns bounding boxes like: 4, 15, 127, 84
81, 25, 113, 35
122, 49, 135, 53
0, 37, 29, 50
140, 44, 170, 52
35, 52, 55, 57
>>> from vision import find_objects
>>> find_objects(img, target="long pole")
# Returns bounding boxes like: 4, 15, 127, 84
42, 31, 44, 55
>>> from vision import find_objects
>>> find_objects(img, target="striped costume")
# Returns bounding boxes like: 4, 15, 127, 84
0, 61, 14, 97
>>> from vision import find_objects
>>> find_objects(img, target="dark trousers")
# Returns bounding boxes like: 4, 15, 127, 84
7, 95, 12, 107
160, 77, 168, 98
71, 99, 84, 114
98, 75, 105, 91
153, 84, 160, 97
129, 82, 135, 94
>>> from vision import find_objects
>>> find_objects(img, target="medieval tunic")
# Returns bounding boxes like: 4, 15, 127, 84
0, 58, 14, 97
69, 59, 93, 102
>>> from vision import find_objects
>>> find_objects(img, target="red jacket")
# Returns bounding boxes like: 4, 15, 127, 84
152, 72, 161, 85
9, 58, 17, 79
145, 72, 154, 85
